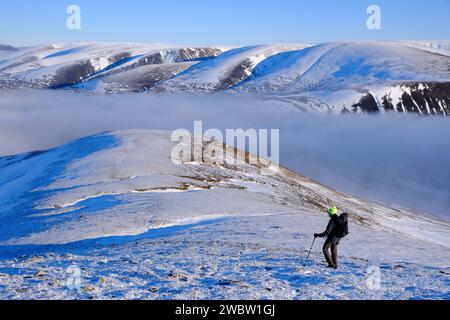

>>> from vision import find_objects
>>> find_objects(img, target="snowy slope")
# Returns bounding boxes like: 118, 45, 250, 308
232, 41, 450, 114
237, 41, 450, 92
1, 41, 449, 114
152, 44, 309, 92
0, 42, 227, 92
0, 130, 449, 299
401, 40, 450, 57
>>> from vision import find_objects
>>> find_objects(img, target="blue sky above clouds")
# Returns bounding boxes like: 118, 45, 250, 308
1, 0, 450, 46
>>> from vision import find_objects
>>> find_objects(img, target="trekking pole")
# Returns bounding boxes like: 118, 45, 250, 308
303, 237, 317, 267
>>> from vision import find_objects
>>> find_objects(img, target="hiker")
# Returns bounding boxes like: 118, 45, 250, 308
314, 206, 349, 269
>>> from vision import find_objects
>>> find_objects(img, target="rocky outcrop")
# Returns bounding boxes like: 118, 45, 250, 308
350, 82, 450, 115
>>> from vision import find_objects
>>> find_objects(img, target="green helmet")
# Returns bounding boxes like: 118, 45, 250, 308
327, 206, 338, 217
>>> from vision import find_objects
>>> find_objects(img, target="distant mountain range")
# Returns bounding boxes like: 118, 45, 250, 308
1, 41, 450, 115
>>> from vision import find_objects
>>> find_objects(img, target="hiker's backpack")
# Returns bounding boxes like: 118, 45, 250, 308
335, 214, 349, 238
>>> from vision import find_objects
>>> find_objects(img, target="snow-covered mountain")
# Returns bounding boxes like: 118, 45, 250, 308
153, 44, 309, 92
1, 41, 450, 115
0, 130, 449, 299
0, 42, 227, 92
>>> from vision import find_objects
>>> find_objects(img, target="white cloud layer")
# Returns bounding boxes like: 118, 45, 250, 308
1, 90, 449, 218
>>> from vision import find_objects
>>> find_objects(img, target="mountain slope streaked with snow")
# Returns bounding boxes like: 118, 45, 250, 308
153, 44, 309, 92
0, 130, 449, 299
2, 41, 450, 114
0, 42, 227, 92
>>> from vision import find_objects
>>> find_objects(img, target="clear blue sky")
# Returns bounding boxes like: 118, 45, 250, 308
1, 0, 450, 46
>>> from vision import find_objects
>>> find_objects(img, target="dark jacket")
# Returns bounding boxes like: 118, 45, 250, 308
315, 215, 340, 238
315, 213, 348, 238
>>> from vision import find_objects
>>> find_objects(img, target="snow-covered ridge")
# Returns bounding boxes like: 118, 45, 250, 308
0, 129, 448, 247
1, 41, 450, 113
153, 44, 309, 92
0, 42, 228, 92
1, 129, 450, 300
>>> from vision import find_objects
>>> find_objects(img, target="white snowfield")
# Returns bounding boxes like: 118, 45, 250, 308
0, 42, 228, 92
239, 41, 450, 90
1, 41, 450, 114
154, 44, 309, 92
0, 130, 449, 299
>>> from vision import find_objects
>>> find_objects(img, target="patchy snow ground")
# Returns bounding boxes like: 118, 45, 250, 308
0, 130, 449, 299
1, 213, 449, 300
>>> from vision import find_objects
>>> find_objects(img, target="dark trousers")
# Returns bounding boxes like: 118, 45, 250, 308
323, 235, 340, 268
